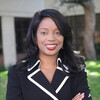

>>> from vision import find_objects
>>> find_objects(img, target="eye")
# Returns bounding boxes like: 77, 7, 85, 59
55, 31, 61, 35
41, 32, 47, 35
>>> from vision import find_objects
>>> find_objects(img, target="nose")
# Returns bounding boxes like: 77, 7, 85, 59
47, 33, 55, 41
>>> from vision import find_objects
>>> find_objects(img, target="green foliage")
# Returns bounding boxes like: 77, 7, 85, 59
0, 61, 100, 100
0, 66, 7, 72
86, 61, 100, 100
0, 70, 8, 100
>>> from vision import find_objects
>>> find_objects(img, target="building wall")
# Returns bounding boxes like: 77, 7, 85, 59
0, 0, 45, 17
0, 0, 100, 17
0, 0, 100, 66
0, 0, 45, 67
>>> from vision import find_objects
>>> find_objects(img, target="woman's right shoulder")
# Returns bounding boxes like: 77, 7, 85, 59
8, 63, 25, 73
8, 65, 19, 74
8, 64, 28, 80
9, 60, 28, 72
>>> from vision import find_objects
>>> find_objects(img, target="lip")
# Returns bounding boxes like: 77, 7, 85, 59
45, 44, 57, 50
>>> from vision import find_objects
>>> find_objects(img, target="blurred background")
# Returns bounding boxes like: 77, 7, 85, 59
0, 0, 100, 100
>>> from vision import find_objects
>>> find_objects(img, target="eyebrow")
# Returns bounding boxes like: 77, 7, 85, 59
39, 28, 48, 30
39, 28, 59, 30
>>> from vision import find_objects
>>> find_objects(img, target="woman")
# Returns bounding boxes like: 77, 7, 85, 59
6, 9, 92, 100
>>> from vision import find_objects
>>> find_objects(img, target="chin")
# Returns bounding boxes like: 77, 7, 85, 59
45, 52, 59, 56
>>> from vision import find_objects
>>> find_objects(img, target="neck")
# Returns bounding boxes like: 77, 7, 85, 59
39, 54, 58, 69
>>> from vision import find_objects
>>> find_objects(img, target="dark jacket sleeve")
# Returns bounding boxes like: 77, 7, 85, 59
76, 69, 92, 100
6, 66, 23, 100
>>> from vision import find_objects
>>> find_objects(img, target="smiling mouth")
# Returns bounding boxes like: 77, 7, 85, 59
46, 44, 57, 50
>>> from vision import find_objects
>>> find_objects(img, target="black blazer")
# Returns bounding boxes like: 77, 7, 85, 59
6, 58, 92, 100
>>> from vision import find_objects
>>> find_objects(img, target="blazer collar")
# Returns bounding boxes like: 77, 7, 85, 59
27, 68, 59, 100
27, 66, 69, 100
27, 58, 70, 100
27, 57, 70, 73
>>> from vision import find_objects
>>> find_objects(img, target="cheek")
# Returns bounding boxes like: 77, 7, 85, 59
59, 37, 64, 45
35, 35, 41, 44
36, 37, 44, 48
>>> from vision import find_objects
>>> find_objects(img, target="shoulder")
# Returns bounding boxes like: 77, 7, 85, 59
8, 65, 17, 74
70, 66, 88, 86
8, 64, 28, 79
71, 68, 87, 79
8, 64, 21, 73
8, 65, 20, 80
77, 68, 87, 80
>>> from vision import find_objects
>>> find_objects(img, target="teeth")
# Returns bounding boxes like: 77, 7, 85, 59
46, 45, 56, 48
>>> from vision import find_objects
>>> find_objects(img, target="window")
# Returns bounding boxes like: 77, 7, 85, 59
15, 18, 31, 54
66, 15, 84, 51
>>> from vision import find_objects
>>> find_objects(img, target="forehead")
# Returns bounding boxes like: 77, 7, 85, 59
37, 17, 58, 30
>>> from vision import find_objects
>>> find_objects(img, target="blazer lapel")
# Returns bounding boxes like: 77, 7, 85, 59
27, 57, 70, 100
27, 68, 59, 100
51, 66, 69, 94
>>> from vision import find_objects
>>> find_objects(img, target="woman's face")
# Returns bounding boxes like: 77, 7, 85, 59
36, 17, 64, 57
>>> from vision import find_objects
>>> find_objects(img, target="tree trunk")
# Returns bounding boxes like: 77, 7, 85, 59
82, 1, 96, 60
